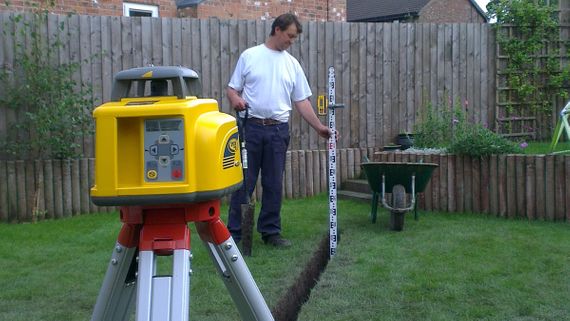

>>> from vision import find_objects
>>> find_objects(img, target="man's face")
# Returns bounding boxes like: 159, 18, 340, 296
274, 24, 299, 51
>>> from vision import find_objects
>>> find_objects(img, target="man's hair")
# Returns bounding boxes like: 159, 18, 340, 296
270, 13, 302, 36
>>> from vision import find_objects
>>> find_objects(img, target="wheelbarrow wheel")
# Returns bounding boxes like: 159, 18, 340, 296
390, 184, 406, 231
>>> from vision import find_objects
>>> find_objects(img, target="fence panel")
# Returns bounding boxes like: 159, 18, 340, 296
1, 13, 497, 160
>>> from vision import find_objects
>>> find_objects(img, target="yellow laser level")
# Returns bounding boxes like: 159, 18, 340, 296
90, 66, 242, 206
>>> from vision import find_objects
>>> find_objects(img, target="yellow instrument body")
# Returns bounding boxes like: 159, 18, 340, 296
90, 67, 242, 206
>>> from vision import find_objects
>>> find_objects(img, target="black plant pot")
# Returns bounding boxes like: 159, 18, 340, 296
396, 134, 414, 150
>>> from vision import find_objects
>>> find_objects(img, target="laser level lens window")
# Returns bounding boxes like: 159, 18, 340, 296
160, 120, 182, 131
146, 120, 160, 132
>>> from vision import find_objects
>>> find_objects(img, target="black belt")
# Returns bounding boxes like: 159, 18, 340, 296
249, 117, 284, 126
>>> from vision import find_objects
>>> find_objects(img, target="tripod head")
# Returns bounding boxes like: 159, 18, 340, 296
90, 66, 242, 206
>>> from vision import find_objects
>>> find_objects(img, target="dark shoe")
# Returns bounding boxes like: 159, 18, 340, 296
262, 234, 291, 247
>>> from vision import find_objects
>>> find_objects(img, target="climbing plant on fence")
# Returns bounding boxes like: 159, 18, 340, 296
0, 7, 94, 160
488, 0, 570, 140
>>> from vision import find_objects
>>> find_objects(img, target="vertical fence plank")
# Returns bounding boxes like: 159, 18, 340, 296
498, 155, 507, 217
52, 160, 63, 218
455, 155, 464, 212
88, 158, 98, 213
479, 156, 489, 214
299, 150, 306, 198
291, 151, 299, 198
33, 160, 45, 222
100, 16, 113, 103
62, 160, 72, 217
71, 159, 81, 216
464, 156, 472, 212
472, 157, 481, 213
121, 16, 133, 69
16, 161, 26, 221
320, 150, 327, 192
545, 155, 555, 220
0, 161, 6, 221
25, 160, 36, 222
366, 23, 376, 147
162, 18, 173, 66
382, 23, 393, 146
515, 155, 525, 218
80, 158, 90, 214
535, 156, 546, 220
489, 155, 498, 215
312, 150, 321, 195
425, 154, 435, 211
506, 155, 516, 218
7, 161, 17, 222
442, 154, 452, 212
43, 160, 54, 219
555, 155, 566, 221
525, 155, 536, 219
306, 150, 314, 197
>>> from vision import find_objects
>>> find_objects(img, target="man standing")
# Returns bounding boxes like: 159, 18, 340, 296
226, 13, 332, 247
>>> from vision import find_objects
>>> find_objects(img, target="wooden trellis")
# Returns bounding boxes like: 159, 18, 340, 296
495, 1, 570, 140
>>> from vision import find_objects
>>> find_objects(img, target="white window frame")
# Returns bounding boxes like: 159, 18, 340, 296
123, 2, 159, 17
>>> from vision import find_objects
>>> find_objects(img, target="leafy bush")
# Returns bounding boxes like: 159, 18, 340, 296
0, 9, 94, 160
448, 125, 522, 157
414, 99, 522, 157
413, 103, 465, 149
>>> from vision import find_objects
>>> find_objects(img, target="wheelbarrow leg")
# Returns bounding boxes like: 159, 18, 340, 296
414, 195, 418, 221
370, 192, 379, 223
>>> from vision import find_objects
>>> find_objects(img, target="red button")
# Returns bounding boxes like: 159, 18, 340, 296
172, 169, 182, 179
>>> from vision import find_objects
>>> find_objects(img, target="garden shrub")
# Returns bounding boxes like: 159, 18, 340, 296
414, 100, 522, 157
0, 8, 94, 160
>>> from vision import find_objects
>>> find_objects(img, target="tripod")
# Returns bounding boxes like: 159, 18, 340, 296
91, 199, 274, 321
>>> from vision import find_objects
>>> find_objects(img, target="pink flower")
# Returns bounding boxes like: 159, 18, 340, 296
520, 142, 528, 149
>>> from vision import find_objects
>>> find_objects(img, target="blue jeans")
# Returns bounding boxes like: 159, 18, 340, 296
227, 120, 290, 242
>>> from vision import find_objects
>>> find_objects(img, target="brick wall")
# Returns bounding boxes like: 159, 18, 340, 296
0, 0, 179, 17
0, 0, 346, 21
418, 0, 485, 23
190, 0, 345, 21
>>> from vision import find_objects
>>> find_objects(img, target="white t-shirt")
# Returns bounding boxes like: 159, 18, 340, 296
228, 44, 312, 123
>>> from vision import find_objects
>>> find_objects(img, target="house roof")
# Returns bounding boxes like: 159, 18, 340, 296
347, 0, 488, 23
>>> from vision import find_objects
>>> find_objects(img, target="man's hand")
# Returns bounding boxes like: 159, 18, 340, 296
226, 87, 247, 111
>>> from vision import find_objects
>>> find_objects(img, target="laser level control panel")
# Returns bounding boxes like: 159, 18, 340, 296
144, 118, 185, 182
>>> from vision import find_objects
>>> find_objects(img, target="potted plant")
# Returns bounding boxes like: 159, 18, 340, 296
396, 133, 414, 150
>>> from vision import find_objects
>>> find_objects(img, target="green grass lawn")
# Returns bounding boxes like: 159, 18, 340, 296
299, 199, 570, 321
523, 140, 570, 154
1, 196, 570, 321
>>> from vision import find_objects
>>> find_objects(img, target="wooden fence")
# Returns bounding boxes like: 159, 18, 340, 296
374, 151, 570, 220
0, 12, 496, 158
3, 149, 569, 223
0, 148, 375, 223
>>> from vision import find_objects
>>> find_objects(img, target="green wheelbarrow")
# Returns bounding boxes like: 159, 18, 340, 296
360, 162, 438, 231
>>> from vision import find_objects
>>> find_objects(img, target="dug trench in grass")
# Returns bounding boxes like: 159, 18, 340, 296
271, 232, 339, 321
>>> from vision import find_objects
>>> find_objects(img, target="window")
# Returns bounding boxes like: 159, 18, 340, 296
123, 2, 159, 17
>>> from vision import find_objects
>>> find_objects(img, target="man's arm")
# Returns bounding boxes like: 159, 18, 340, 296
226, 86, 247, 111
294, 98, 332, 139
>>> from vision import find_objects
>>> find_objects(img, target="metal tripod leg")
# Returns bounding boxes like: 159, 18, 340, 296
91, 225, 139, 321
136, 249, 191, 321
204, 236, 274, 321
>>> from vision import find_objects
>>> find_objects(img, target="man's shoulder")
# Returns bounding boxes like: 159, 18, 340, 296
242, 44, 266, 56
